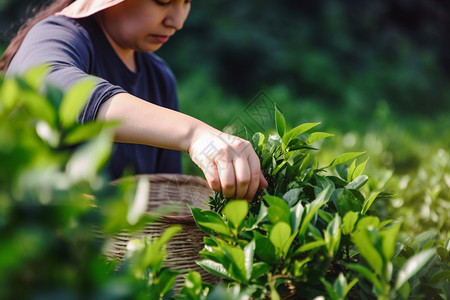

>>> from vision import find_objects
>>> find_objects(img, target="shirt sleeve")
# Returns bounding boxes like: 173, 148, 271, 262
6, 16, 125, 123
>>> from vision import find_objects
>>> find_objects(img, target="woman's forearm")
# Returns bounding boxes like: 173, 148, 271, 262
97, 92, 268, 200
96, 92, 217, 153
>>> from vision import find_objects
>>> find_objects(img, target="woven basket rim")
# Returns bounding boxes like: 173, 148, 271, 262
111, 173, 213, 222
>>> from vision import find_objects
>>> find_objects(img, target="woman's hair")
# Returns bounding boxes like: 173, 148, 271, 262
0, 0, 75, 73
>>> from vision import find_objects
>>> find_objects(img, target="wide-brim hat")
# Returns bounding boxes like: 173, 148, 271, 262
57, 0, 125, 19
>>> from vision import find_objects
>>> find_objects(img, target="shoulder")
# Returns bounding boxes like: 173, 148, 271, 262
26, 15, 92, 48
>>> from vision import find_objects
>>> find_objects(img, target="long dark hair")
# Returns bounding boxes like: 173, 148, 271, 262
0, 0, 75, 73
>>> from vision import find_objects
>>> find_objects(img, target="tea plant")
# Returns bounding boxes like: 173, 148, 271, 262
191, 107, 449, 299
0, 67, 197, 299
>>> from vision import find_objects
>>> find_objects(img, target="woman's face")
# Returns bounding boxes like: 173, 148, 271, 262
96, 0, 191, 53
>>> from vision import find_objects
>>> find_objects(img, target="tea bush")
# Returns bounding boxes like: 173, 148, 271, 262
191, 107, 450, 299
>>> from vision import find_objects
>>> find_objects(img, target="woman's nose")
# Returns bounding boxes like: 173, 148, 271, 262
163, 5, 190, 30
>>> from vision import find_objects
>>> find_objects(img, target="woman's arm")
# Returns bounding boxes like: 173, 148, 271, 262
97, 92, 268, 201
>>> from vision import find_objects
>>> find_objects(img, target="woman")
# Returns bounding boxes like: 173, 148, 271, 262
0, 0, 268, 201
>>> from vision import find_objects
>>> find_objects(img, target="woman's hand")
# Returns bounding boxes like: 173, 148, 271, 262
188, 130, 268, 201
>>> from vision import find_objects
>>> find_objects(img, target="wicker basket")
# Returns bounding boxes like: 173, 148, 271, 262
103, 173, 218, 291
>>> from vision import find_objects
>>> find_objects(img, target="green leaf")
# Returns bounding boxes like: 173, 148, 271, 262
223, 200, 248, 229
270, 222, 292, 257
395, 248, 436, 290
329, 152, 366, 168
347, 159, 357, 183
306, 131, 334, 145
299, 184, 332, 237
243, 240, 255, 280
429, 270, 450, 284
59, 78, 96, 128
66, 129, 114, 182
251, 262, 272, 279
64, 121, 119, 145
189, 206, 232, 236
346, 175, 368, 190
352, 227, 384, 275
342, 211, 359, 235
321, 278, 338, 300
252, 132, 265, 148
324, 215, 341, 257
295, 240, 326, 254
197, 259, 234, 281
264, 195, 291, 225
361, 192, 380, 215
351, 158, 369, 181
158, 268, 179, 296
23, 64, 49, 90
282, 122, 320, 151
275, 106, 286, 138
283, 188, 302, 207
223, 245, 248, 283
126, 176, 150, 225
254, 231, 278, 263
0, 78, 19, 110
346, 263, 383, 291
289, 200, 304, 232
379, 222, 402, 261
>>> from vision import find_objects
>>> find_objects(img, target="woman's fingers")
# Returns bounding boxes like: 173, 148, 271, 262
188, 130, 267, 200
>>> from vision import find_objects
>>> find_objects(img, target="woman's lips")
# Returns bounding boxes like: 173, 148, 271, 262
152, 35, 170, 43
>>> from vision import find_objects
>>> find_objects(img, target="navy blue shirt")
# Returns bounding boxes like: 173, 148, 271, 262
7, 15, 182, 179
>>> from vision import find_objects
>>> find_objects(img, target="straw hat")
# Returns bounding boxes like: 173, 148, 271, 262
57, 0, 125, 19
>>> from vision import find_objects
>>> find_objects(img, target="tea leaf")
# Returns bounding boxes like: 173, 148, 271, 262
346, 263, 383, 291
329, 152, 366, 168
395, 248, 436, 290
351, 158, 369, 181
379, 222, 401, 262
223, 200, 248, 229
295, 240, 326, 254
299, 184, 332, 237
223, 245, 248, 283
243, 240, 255, 280
270, 222, 292, 255
361, 192, 381, 215
429, 270, 450, 284
275, 106, 286, 138
251, 262, 272, 279
23, 64, 49, 90
352, 227, 384, 275
264, 195, 291, 225
290, 199, 304, 232
189, 206, 232, 236
324, 215, 341, 257
342, 211, 359, 235
346, 175, 368, 190
306, 132, 334, 145
197, 259, 234, 281
282, 122, 320, 151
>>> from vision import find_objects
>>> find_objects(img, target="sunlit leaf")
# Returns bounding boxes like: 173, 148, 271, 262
197, 259, 234, 281
126, 176, 150, 225
342, 211, 359, 235
328, 152, 366, 168
395, 248, 436, 290
282, 122, 320, 151
275, 106, 286, 138
346, 175, 368, 190
190, 206, 232, 236
306, 132, 334, 145
223, 200, 248, 229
